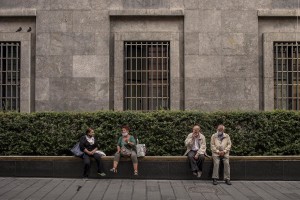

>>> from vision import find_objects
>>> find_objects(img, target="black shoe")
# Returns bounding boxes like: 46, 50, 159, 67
225, 179, 232, 185
213, 179, 218, 185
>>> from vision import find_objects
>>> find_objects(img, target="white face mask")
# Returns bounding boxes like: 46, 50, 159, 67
122, 132, 128, 136
217, 131, 223, 136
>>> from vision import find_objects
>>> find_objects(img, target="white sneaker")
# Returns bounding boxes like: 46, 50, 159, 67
197, 171, 202, 178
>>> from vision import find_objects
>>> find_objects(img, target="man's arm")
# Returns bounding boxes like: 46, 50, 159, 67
210, 134, 219, 154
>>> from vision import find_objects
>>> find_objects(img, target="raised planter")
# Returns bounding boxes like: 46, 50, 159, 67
0, 156, 300, 180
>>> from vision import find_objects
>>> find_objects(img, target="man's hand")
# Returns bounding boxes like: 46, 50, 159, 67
194, 154, 199, 160
218, 151, 225, 157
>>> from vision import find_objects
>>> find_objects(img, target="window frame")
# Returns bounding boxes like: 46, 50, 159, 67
113, 32, 180, 111
0, 33, 32, 112
124, 41, 170, 111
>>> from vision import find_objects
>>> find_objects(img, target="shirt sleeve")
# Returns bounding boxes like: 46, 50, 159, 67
210, 134, 219, 154
79, 136, 86, 151
130, 135, 136, 145
117, 137, 122, 147
197, 135, 206, 155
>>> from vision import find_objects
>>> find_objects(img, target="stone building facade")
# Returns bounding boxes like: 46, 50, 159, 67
0, 0, 299, 112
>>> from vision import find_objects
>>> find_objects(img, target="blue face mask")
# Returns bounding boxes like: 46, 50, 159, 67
217, 131, 223, 136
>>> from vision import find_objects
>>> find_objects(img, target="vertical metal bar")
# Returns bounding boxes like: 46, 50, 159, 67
161, 42, 164, 108
125, 42, 127, 110
281, 43, 284, 109
275, 44, 279, 109
146, 43, 148, 111
5, 44, 8, 110
156, 42, 159, 109
291, 42, 294, 110
0, 43, 2, 110
286, 43, 289, 110
297, 43, 299, 110
139, 42, 143, 110
130, 43, 133, 110
167, 42, 169, 109
135, 42, 138, 110
10, 44, 13, 110
151, 42, 153, 110
16, 43, 19, 111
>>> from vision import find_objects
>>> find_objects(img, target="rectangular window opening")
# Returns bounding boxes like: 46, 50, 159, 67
274, 42, 300, 110
124, 41, 170, 111
0, 42, 20, 112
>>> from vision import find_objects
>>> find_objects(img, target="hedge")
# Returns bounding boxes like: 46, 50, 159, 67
0, 110, 299, 156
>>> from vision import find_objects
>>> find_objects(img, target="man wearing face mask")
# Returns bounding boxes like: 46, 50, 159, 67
211, 124, 232, 185
184, 125, 206, 178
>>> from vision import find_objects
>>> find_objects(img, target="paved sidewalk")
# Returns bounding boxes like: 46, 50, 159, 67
0, 177, 300, 200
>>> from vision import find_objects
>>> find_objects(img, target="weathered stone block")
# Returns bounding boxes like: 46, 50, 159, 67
72, 11, 108, 33
222, 55, 259, 78
272, 0, 298, 9
95, 78, 109, 101
49, 32, 95, 55
185, 32, 199, 55
95, 32, 110, 55
170, 0, 184, 9
222, 33, 245, 55
36, 33, 50, 56
49, 78, 65, 101
199, 33, 222, 55
50, 0, 91, 10
243, 0, 272, 10
73, 55, 109, 78
64, 78, 96, 101
184, 0, 199, 10
184, 10, 199, 32
90, 0, 123, 10
36, 55, 72, 77
222, 10, 257, 33
199, 10, 221, 33
122, 0, 169, 9
185, 55, 222, 78
35, 78, 49, 101
36, 11, 72, 33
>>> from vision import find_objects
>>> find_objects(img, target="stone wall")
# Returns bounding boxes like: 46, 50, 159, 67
0, 0, 298, 112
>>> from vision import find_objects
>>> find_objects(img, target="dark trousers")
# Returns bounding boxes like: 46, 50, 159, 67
187, 150, 205, 172
83, 153, 104, 177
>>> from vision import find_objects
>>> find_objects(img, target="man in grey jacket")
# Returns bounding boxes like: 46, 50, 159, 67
184, 125, 206, 178
211, 124, 232, 185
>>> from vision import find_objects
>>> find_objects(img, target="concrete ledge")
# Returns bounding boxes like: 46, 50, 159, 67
109, 9, 184, 16
258, 9, 299, 17
0, 9, 36, 17
1, 156, 300, 180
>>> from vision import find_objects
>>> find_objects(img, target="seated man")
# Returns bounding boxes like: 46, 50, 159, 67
184, 125, 206, 178
211, 124, 232, 185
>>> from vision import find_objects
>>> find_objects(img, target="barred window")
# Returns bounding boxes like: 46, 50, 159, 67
124, 41, 170, 111
274, 42, 300, 110
0, 42, 20, 112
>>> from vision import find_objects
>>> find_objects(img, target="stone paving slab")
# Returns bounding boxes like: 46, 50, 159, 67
0, 177, 300, 200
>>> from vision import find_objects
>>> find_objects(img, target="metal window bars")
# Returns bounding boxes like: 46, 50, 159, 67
124, 41, 170, 111
274, 42, 300, 110
0, 42, 20, 112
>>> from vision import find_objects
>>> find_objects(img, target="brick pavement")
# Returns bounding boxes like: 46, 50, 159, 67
1, 177, 300, 200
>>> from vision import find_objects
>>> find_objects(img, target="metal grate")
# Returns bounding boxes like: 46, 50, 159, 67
124, 41, 170, 111
0, 42, 20, 112
274, 42, 300, 110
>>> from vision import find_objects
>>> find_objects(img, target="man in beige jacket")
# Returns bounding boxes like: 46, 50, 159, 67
184, 125, 206, 178
211, 124, 232, 185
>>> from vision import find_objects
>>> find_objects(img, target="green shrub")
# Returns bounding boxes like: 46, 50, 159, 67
0, 110, 299, 156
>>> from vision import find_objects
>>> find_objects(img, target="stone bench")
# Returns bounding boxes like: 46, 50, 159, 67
1, 156, 300, 180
